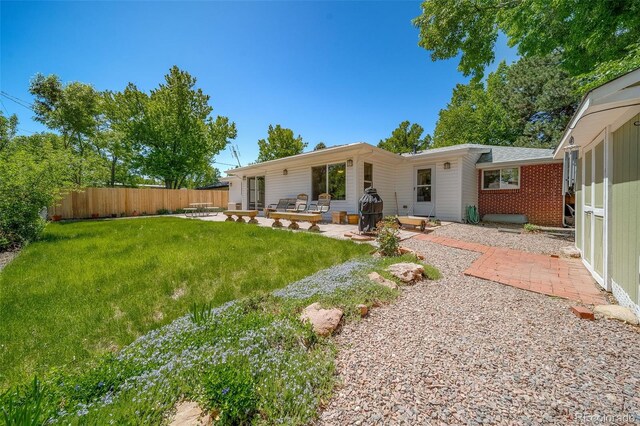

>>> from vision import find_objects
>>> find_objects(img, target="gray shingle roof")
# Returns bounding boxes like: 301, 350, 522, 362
476, 146, 555, 164
402, 143, 489, 157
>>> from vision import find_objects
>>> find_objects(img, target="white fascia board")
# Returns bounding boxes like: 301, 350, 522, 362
476, 157, 562, 169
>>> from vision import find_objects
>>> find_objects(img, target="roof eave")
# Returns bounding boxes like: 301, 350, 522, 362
476, 157, 561, 169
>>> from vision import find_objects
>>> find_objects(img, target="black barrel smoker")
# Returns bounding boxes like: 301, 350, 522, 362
358, 188, 383, 233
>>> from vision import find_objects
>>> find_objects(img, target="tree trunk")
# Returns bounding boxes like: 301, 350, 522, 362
110, 156, 118, 187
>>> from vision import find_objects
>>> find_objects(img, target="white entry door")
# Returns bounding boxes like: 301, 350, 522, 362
414, 166, 435, 216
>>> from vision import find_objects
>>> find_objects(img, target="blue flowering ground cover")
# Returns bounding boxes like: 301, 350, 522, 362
0, 256, 431, 425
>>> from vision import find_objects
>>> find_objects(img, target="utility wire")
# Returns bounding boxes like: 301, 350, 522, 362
0, 91, 35, 111
213, 160, 239, 167
0, 96, 38, 134
0, 98, 10, 115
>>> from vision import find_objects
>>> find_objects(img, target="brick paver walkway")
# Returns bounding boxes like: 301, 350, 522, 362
414, 234, 607, 305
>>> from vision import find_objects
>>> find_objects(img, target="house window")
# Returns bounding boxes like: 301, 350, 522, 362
364, 162, 373, 191
482, 167, 520, 189
416, 168, 432, 202
312, 163, 346, 201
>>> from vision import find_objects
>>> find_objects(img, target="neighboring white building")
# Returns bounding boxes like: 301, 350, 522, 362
223, 142, 559, 223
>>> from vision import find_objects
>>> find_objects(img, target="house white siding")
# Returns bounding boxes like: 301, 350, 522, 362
393, 164, 414, 217
434, 159, 462, 221
227, 176, 242, 207
224, 142, 555, 225
229, 152, 362, 216
354, 154, 403, 216
460, 151, 483, 221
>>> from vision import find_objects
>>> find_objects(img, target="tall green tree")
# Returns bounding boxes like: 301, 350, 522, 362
313, 142, 327, 151
100, 90, 142, 187
500, 55, 578, 147
413, 0, 640, 85
0, 112, 18, 152
257, 124, 306, 162
378, 121, 431, 154
433, 56, 578, 149
124, 66, 237, 189
183, 164, 221, 189
29, 74, 106, 186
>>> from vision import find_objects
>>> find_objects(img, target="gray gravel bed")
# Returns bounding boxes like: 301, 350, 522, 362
318, 240, 640, 425
431, 222, 573, 255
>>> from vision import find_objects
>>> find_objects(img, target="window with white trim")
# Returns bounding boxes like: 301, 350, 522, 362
482, 167, 520, 189
363, 162, 373, 191
312, 163, 346, 200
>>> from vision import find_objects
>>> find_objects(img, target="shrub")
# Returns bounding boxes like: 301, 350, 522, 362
0, 133, 73, 251
524, 223, 540, 233
156, 208, 170, 215
376, 216, 400, 256
203, 358, 258, 425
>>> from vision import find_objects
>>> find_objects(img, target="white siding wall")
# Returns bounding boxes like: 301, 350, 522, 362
460, 151, 483, 221
226, 147, 480, 223
434, 159, 462, 221
394, 164, 414, 217
355, 155, 403, 216
236, 158, 358, 217
395, 158, 462, 221
227, 177, 243, 207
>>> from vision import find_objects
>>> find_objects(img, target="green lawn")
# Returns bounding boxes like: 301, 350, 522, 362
0, 217, 370, 388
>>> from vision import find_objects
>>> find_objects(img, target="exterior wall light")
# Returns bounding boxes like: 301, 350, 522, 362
444, 162, 451, 170
347, 159, 354, 167
283, 169, 288, 175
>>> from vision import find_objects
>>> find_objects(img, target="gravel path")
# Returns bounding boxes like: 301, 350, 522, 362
430, 222, 573, 255
318, 240, 640, 425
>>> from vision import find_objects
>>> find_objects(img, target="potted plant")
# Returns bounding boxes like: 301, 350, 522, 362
91, 213, 100, 219
51, 214, 62, 222
132, 210, 140, 216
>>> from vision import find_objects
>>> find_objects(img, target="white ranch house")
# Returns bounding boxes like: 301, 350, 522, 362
223, 143, 560, 223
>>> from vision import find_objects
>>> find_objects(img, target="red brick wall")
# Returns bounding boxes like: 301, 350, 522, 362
477, 163, 564, 227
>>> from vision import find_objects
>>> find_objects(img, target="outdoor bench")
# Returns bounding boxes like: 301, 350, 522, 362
223, 210, 259, 224
269, 212, 323, 232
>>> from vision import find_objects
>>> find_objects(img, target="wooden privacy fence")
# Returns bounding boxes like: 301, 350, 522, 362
49, 187, 229, 219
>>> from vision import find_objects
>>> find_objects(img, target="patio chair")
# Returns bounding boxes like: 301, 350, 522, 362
307, 193, 331, 214
266, 198, 296, 217
286, 193, 309, 212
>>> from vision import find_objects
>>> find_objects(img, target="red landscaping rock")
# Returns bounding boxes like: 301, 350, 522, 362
571, 306, 595, 320
357, 304, 369, 317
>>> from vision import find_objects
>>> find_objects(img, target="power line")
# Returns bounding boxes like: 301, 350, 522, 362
0, 98, 10, 115
0, 91, 35, 111
17, 127, 38, 135
213, 160, 239, 167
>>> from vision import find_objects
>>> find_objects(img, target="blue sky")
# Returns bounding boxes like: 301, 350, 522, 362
1, 1, 517, 170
